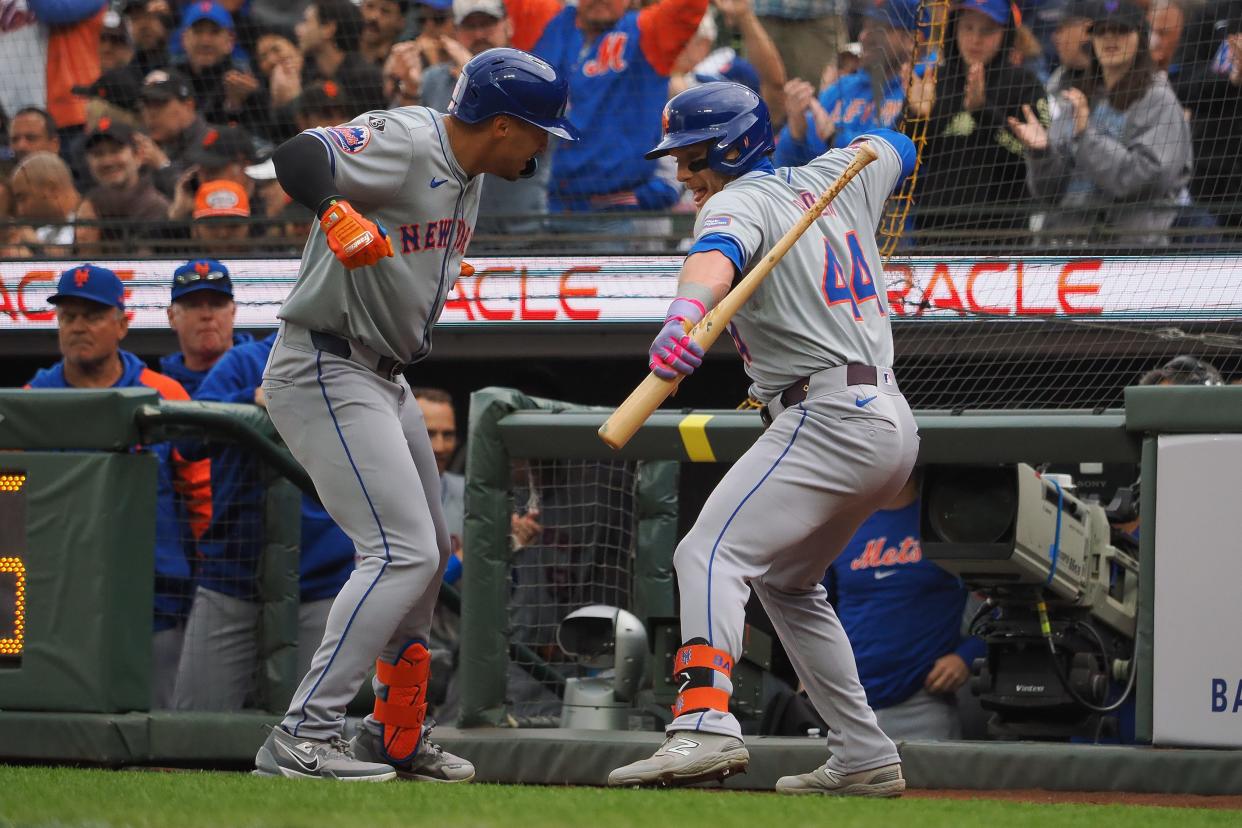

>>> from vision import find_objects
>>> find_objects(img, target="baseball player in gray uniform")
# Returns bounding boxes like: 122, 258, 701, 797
253, 48, 578, 781
608, 82, 919, 796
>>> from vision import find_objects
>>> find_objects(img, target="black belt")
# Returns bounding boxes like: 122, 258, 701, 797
310, 330, 406, 381
760, 364, 881, 427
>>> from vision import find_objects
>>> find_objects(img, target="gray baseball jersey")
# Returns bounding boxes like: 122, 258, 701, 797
691, 139, 902, 400
278, 107, 483, 364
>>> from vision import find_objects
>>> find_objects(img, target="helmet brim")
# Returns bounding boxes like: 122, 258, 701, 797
644, 127, 723, 160
523, 114, 581, 142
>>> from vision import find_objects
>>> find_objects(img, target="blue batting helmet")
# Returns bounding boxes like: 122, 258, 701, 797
448, 47, 580, 141
645, 82, 774, 176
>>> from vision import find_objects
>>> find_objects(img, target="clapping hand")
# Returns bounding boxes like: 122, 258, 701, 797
1007, 103, 1048, 151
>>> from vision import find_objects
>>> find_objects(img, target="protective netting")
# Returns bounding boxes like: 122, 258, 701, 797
505, 457, 640, 719
1, 0, 1239, 256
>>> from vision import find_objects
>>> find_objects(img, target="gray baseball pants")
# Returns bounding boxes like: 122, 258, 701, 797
262, 322, 451, 740
670, 365, 918, 775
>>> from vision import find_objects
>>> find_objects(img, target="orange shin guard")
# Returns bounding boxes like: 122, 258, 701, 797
671, 642, 733, 717
373, 640, 431, 762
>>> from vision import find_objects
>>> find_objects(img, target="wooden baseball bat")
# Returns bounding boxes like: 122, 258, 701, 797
597, 142, 880, 450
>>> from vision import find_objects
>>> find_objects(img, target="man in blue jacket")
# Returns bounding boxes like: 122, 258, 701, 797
172, 332, 357, 710
160, 258, 252, 396
27, 264, 211, 708
823, 473, 985, 740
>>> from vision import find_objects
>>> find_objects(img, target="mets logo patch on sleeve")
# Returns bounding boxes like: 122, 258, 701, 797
326, 125, 371, 154
703, 215, 732, 229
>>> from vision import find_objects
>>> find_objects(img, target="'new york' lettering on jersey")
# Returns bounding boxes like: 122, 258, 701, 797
692, 137, 907, 400
278, 107, 483, 364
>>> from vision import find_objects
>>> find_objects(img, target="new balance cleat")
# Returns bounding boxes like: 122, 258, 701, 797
254, 726, 396, 781
350, 722, 475, 783
607, 732, 749, 787
775, 762, 905, 797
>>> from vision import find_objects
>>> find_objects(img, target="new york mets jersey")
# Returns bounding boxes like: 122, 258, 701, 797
690, 133, 911, 399
278, 107, 483, 364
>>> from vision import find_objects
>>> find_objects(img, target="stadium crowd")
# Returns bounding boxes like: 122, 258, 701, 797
0, 0, 1240, 254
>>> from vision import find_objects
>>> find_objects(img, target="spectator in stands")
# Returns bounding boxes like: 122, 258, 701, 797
122, 0, 174, 77
74, 117, 171, 256
509, 0, 706, 245
0, 0, 105, 137
1048, 0, 1095, 93
294, 80, 355, 129
420, 0, 503, 109
135, 69, 215, 196
1139, 354, 1226, 385
1009, 0, 1193, 247
904, 0, 1048, 245
412, 0, 459, 63
823, 473, 985, 741
5, 152, 79, 257
360, 0, 410, 66
27, 264, 210, 708
191, 178, 252, 253
410, 0, 548, 235
1175, 0, 1242, 229
168, 124, 261, 220
7, 108, 60, 164
160, 259, 253, 396
287, 0, 387, 114
101, 10, 136, 73
72, 68, 145, 124
1148, 0, 1188, 76
669, 0, 788, 125
174, 332, 355, 710
174, 2, 271, 135
775, 0, 920, 165
751, 0, 846, 95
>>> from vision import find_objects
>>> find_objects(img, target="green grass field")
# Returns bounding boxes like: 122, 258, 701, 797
1, 766, 1237, 828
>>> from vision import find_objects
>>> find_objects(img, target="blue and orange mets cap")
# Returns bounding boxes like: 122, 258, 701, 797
171, 258, 233, 301
48, 264, 125, 309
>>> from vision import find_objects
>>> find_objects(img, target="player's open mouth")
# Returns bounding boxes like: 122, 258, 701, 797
692, 187, 708, 207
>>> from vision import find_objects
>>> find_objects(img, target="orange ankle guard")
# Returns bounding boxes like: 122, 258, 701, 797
373, 640, 431, 763
671, 643, 733, 717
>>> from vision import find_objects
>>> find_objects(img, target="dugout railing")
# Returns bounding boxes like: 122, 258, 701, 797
461, 385, 1231, 747
0, 388, 316, 763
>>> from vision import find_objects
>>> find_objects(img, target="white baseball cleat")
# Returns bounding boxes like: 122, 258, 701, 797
254, 725, 396, 781
775, 762, 905, 797
607, 732, 749, 787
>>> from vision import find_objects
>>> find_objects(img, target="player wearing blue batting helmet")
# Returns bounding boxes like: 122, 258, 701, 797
449, 47, 581, 141
645, 81, 775, 177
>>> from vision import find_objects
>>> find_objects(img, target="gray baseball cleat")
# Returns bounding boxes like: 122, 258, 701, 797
775, 762, 905, 797
254, 726, 396, 781
607, 732, 749, 787
350, 722, 476, 783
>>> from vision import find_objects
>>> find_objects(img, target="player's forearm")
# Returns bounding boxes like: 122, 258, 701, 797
677, 251, 735, 310
273, 132, 344, 218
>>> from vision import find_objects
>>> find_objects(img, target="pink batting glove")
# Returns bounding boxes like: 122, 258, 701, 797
649, 297, 706, 380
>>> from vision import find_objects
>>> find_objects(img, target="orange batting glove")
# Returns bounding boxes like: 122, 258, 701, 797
320, 199, 395, 270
